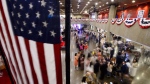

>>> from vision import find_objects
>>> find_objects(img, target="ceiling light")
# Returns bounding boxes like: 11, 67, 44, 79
124, 4, 127, 5
89, 0, 92, 1
136, 77, 140, 80
60, 3, 62, 5
86, 4, 88, 6
95, 3, 98, 5
99, 6, 101, 7
87, 2, 90, 4
106, 2, 109, 4
132, 0, 135, 3
103, 4, 104, 6
111, 0, 114, 2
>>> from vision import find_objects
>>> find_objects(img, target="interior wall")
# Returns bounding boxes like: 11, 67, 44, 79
117, 3, 150, 18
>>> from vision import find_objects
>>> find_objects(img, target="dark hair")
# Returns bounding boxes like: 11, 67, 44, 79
90, 62, 93, 67
75, 53, 77, 56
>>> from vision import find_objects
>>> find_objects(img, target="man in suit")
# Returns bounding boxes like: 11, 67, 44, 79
94, 60, 100, 76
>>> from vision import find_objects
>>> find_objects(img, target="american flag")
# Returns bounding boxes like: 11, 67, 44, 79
0, 0, 62, 84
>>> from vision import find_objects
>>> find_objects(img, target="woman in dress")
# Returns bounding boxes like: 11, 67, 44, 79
74, 53, 79, 70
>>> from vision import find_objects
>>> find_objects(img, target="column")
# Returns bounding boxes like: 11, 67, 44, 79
106, 5, 117, 41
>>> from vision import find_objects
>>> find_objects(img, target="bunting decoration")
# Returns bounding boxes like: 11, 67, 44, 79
124, 18, 137, 28
116, 18, 124, 25
139, 18, 150, 29
111, 18, 117, 25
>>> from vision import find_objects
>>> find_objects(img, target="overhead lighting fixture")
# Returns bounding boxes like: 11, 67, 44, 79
89, 0, 92, 1
103, 4, 104, 6
86, 4, 88, 6
60, 2, 62, 5
111, 0, 114, 2
95, 2, 98, 5
99, 6, 101, 7
87, 2, 90, 4
132, 0, 135, 3
106, 2, 109, 4
124, 4, 127, 5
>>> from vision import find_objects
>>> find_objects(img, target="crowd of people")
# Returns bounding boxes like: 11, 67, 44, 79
73, 28, 139, 84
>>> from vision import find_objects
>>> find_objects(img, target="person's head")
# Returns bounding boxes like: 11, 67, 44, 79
75, 53, 77, 56
126, 59, 130, 62
122, 61, 126, 65
96, 60, 99, 63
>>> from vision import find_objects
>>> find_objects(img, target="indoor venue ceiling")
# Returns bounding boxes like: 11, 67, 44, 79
59, 0, 150, 15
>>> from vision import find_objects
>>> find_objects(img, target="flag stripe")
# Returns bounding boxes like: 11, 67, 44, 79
17, 37, 34, 84
44, 43, 56, 84
36, 42, 49, 84
0, 27, 17, 84
15, 36, 29, 84
54, 44, 62, 84
29, 40, 43, 84
24, 39, 38, 84
0, 8, 22, 84
1, 1, 28, 83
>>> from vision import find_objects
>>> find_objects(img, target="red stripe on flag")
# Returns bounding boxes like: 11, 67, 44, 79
15, 37, 30, 84
54, 44, 62, 84
0, 25, 17, 84
24, 39, 38, 84
36, 42, 49, 84
0, 2, 23, 83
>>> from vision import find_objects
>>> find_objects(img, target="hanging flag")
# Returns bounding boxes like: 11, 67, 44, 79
0, 0, 62, 84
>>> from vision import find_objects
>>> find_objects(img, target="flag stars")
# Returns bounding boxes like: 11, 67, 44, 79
32, 22, 36, 28
20, 28, 24, 32
41, 0, 46, 7
38, 31, 43, 36
28, 30, 32, 34
13, 4, 16, 9
17, 21, 19, 24
42, 21, 48, 27
26, 13, 29, 18
19, 4, 23, 9
36, 12, 40, 18
50, 31, 56, 37
23, 21, 26, 26
17, 13, 21, 18
11, 12, 14, 16
29, 3, 33, 9
48, 8, 54, 16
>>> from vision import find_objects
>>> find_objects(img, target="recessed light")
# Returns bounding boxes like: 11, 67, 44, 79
124, 4, 127, 5
89, 0, 92, 1
60, 3, 62, 4
95, 3, 98, 5
99, 6, 101, 7
111, 0, 114, 2
106, 2, 109, 4
132, 0, 135, 3
87, 2, 90, 4
86, 4, 88, 6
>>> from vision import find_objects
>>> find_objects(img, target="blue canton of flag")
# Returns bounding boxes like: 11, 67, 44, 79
6, 0, 60, 44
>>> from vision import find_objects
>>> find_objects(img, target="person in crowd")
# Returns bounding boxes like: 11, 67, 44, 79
110, 46, 114, 59
106, 45, 113, 56
99, 60, 107, 80
116, 52, 123, 67
84, 57, 91, 73
132, 59, 138, 68
111, 58, 117, 77
84, 42, 88, 50
120, 61, 129, 79
80, 55, 85, 70
91, 53, 98, 65
126, 60, 132, 73
74, 53, 79, 70
107, 62, 113, 77
94, 60, 100, 76
78, 52, 82, 68
87, 51, 92, 58
105, 56, 111, 62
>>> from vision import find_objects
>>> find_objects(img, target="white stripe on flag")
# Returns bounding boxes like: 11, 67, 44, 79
18, 37, 34, 84
1, 0, 28, 83
29, 40, 43, 84
0, 33, 17, 82
44, 43, 56, 84
0, 11, 21, 84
